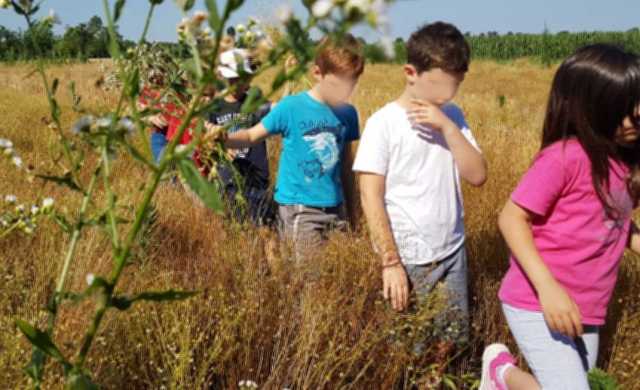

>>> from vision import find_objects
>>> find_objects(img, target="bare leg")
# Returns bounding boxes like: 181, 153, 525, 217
504, 366, 540, 390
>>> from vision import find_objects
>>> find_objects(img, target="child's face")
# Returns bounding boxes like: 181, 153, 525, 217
405, 66, 464, 107
313, 66, 359, 107
615, 107, 640, 147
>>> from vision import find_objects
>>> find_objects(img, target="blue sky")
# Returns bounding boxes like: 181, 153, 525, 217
0, 0, 638, 42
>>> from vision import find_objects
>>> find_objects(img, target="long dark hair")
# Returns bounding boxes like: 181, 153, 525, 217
541, 44, 640, 217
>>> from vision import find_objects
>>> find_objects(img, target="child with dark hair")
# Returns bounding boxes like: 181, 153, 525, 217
207, 48, 274, 226
354, 21, 486, 349
480, 44, 640, 390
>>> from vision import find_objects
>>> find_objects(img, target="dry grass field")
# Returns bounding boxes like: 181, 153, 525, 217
1, 59, 639, 389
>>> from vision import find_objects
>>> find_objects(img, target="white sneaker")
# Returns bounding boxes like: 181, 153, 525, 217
479, 343, 516, 390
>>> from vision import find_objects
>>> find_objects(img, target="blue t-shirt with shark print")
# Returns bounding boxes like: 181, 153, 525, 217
262, 91, 359, 207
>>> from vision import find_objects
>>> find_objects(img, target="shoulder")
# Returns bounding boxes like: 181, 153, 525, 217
333, 103, 359, 124
540, 139, 586, 160
441, 103, 467, 127
366, 103, 400, 127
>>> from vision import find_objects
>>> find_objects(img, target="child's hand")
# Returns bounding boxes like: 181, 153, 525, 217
203, 121, 227, 146
539, 280, 583, 338
383, 261, 410, 312
407, 99, 456, 134
146, 114, 167, 129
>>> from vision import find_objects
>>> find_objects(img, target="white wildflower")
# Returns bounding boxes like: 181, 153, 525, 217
95, 117, 113, 128
44, 9, 61, 25
42, 197, 54, 211
175, 144, 188, 154
11, 155, 23, 168
192, 10, 208, 25
30, 205, 39, 215
86, 273, 95, 286
119, 118, 136, 134
16, 204, 25, 213
71, 115, 94, 134
235, 24, 246, 34
372, 0, 385, 13
0, 138, 12, 149
345, 0, 370, 13
4, 194, 16, 204
312, 0, 333, 18
275, 4, 293, 23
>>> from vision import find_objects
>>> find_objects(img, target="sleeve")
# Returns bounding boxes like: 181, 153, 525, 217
511, 146, 567, 217
352, 114, 389, 176
345, 105, 360, 142
261, 97, 290, 136
444, 103, 481, 152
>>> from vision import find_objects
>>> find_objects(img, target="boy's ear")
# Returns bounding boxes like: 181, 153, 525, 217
403, 64, 418, 84
311, 64, 324, 82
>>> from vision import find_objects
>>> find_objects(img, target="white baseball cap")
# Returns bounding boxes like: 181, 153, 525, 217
217, 48, 254, 79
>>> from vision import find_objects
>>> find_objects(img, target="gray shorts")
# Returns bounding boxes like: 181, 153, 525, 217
404, 245, 469, 345
503, 303, 599, 389
277, 204, 347, 260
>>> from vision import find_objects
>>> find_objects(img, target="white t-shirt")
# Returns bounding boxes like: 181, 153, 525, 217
353, 102, 480, 265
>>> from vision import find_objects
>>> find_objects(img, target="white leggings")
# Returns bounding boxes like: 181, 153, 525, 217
502, 303, 599, 390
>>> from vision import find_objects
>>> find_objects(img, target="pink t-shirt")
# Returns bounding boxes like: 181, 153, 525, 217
498, 139, 634, 325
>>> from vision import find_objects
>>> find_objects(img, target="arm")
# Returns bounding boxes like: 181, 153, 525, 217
408, 100, 487, 186
341, 142, 358, 228
359, 172, 409, 312
441, 123, 487, 186
205, 122, 271, 149
498, 199, 583, 338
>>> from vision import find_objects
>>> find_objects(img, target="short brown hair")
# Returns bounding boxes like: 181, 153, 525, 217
315, 33, 365, 78
407, 22, 470, 74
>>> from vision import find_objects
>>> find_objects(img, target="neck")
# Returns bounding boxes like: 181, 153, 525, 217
308, 85, 328, 105
225, 93, 240, 103
395, 88, 415, 110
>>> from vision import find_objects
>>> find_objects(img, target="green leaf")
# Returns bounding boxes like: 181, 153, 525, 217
51, 98, 61, 124
111, 289, 198, 310
204, 0, 221, 31
53, 213, 73, 233
15, 320, 66, 362
177, 158, 224, 213
241, 86, 266, 115
36, 172, 83, 193
442, 375, 457, 390
11, 2, 26, 16
126, 68, 140, 99
51, 78, 59, 95
588, 368, 620, 390
227, 0, 245, 14
114, 0, 126, 22
175, 0, 195, 11
65, 369, 99, 390
270, 70, 289, 94
23, 347, 45, 385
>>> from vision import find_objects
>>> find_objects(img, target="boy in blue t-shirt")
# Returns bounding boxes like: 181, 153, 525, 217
215, 34, 364, 258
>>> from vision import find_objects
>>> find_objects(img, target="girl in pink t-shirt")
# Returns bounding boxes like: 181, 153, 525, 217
480, 44, 640, 390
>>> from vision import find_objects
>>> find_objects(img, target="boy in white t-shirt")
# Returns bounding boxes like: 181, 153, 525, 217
353, 22, 487, 346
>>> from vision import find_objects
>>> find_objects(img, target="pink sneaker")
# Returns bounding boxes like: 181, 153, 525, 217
479, 343, 516, 390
